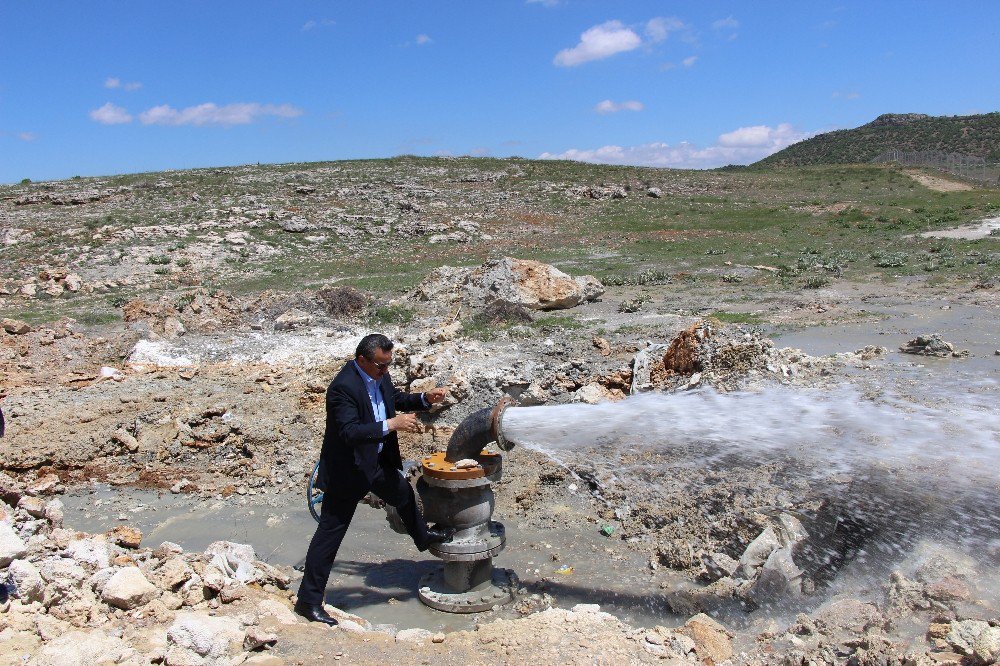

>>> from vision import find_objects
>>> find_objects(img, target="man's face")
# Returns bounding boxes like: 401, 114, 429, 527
358, 347, 393, 380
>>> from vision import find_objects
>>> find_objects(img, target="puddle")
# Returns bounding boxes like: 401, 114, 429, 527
771, 303, 1000, 375
61, 485, 682, 632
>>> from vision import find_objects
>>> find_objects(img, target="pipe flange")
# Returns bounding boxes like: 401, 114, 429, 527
421, 451, 501, 480
430, 522, 506, 560
420, 471, 501, 489
418, 568, 515, 614
491, 397, 516, 451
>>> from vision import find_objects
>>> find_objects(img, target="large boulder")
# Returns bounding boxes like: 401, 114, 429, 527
415, 257, 604, 311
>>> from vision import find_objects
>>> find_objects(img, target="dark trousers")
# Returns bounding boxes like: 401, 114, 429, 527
297, 467, 430, 607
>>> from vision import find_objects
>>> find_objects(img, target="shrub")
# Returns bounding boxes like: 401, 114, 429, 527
473, 301, 534, 326
318, 286, 369, 317
148, 255, 171, 265
370, 304, 414, 326
803, 276, 830, 289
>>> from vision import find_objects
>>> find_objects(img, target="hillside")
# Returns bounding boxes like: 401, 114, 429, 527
756, 112, 1000, 166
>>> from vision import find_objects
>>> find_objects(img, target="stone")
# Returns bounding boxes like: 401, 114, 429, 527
18, 495, 46, 518
64, 273, 83, 292
205, 540, 258, 584
572, 383, 612, 404
0, 520, 28, 566
430, 321, 462, 343
813, 598, 881, 634
738, 526, 781, 578
415, 257, 604, 311
106, 525, 142, 549
699, 552, 739, 582
1, 318, 31, 334
244, 625, 278, 650
167, 612, 244, 659
7, 559, 44, 602
257, 598, 300, 625
925, 576, 971, 602
65, 537, 111, 570
677, 613, 734, 664
33, 630, 134, 666
281, 217, 313, 233
973, 626, 1000, 663
647, 187, 663, 198
274, 309, 312, 331
946, 619, 990, 656
396, 627, 433, 643
43, 499, 64, 527
158, 557, 194, 590
101, 566, 158, 609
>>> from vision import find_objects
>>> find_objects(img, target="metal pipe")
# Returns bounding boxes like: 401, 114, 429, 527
444, 397, 516, 462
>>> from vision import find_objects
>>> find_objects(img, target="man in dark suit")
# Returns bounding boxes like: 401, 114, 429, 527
295, 333, 453, 625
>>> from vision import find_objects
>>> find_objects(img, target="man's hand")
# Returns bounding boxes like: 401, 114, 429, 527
387, 413, 420, 433
424, 387, 450, 405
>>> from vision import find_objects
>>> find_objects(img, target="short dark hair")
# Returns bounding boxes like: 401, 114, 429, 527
355, 333, 393, 359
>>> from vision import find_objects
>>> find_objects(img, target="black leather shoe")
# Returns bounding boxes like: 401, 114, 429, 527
418, 527, 455, 551
293, 601, 339, 626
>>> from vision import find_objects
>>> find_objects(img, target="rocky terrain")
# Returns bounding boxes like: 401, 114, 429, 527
1, 157, 998, 664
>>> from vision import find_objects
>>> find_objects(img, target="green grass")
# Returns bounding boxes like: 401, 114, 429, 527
709, 311, 765, 325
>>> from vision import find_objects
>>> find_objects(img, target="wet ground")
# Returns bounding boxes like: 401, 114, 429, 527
61, 483, 682, 632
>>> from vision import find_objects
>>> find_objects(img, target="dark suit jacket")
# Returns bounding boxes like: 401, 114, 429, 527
319, 361, 426, 501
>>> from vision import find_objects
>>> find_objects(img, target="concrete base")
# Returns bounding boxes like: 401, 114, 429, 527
418, 567, 515, 613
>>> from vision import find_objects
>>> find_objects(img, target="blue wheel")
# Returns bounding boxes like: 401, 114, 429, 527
307, 459, 324, 523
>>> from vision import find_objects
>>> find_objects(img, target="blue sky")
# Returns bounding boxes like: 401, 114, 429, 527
1, 1, 997, 183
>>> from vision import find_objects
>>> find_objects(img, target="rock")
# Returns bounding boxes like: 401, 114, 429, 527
738, 526, 782, 578
572, 383, 612, 404
899, 334, 969, 358
946, 619, 990, 656
813, 598, 882, 634
2, 318, 31, 334
205, 540, 258, 584
281, 217, 313, 233
244, 625, 278, 651
973, 626, 1000, 663
167, 612, 244, 659
744, 547, 803, 605
677, 613, 734, 664
430, 321, 462, 343
396, 627, 433, 643
7, 559, 44, 601
34, 630, 134, 666
18, 495, 46, 518
163, 316, 186, 338
44, 499, 64, 527
0, 471, 24, 505
106, 525, 142, 549
65, 537, 111, 569
415, 257, 604, 311
699, 552, 739, 582
274, 308, 313, 331
647, 187, 663, 198
925, 576, 972, 602
101, 566, 158, 609
0, 520, 28, 566
64, 273, 83, 292
257, 598, 300, 625
432, 632, 446, 643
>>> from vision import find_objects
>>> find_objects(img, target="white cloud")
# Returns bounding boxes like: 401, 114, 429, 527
832, 90, 861, 100
554, 20, 642, 67
105, 77, 142, 91
645, 16, 684, 42
138, 102, 303, 127
89, 102, 133, 125
682, 55, 698, 67
712, 16, 740, 30
539, 123, 811, 169
17, 132, 37, 142
594, 99, 644, 114
415, 33, 433, 45
526, 0, 560, 6
302, 18, 335, 31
